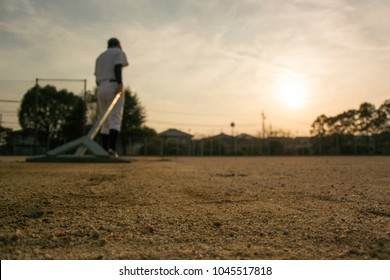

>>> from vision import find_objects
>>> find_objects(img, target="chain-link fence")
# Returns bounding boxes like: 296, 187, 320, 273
2, 80, 390, 156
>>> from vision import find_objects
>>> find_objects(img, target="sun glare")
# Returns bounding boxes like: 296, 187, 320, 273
277, 78, 307, 109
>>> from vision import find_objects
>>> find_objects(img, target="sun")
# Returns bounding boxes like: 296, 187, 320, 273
277, 78, 307, 109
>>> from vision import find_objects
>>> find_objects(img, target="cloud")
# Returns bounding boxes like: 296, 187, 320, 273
1, 0, 390, 134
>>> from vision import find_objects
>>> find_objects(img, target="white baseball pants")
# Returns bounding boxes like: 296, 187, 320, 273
96, 81, 124, 134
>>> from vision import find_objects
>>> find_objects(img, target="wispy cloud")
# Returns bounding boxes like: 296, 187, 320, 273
1, 0, 389, 134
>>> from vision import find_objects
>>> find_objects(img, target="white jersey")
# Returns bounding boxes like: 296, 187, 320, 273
95, 48, 128, 84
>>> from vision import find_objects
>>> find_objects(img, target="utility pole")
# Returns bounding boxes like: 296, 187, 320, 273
230, 122, 235, 155
34, 78, 39, 154
83, 79, 87, 135
230, 122, 235, 137
261, 111, 267, 155
261, 111, 266, 139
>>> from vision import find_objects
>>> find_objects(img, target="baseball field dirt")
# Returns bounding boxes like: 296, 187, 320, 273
0, 156, 389, 260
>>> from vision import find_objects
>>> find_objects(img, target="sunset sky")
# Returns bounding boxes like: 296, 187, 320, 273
1, 0, 390, 137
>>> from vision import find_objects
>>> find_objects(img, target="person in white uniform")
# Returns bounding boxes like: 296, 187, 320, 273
94, 38, 128, 156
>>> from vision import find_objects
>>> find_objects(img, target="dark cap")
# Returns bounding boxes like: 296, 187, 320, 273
107, 38, 121, 48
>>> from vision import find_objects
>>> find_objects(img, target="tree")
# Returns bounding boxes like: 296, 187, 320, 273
18, 85, 84, 148
119, 87, 156, 153
355, 102, 377, 135
310, 114, 329, 154
311, 100, 390, 137
310, 100, 390, 155
327, 109, 358, 135
310, 114, 328, 136
121, 87, 146, 133
0, 125, 12, 153
376, 100, 390, 133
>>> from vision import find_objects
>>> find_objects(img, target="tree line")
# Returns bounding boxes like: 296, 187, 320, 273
310, 100, 390, 137
310, 100, 390, 155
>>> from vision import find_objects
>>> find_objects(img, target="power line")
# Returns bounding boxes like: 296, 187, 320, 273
0, 99, 20, 103
148, 108, 259, 117
148, 120, 226, 128
147, 108, 311, 126
37, 78, 87, 83
0, 79, 34, 82
147, 119, 259, 128
0, 112, 17, 116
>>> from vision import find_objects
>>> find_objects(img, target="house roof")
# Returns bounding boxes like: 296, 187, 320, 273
158, 128, 193, 138
236, 133, 257, 140
203, 133, 234, 141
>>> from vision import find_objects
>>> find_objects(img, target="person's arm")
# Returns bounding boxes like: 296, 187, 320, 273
114, 64, 123, 84
114, 64, 123, 94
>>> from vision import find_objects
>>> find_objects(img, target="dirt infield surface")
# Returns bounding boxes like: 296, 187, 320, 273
0, 156, 389, 260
